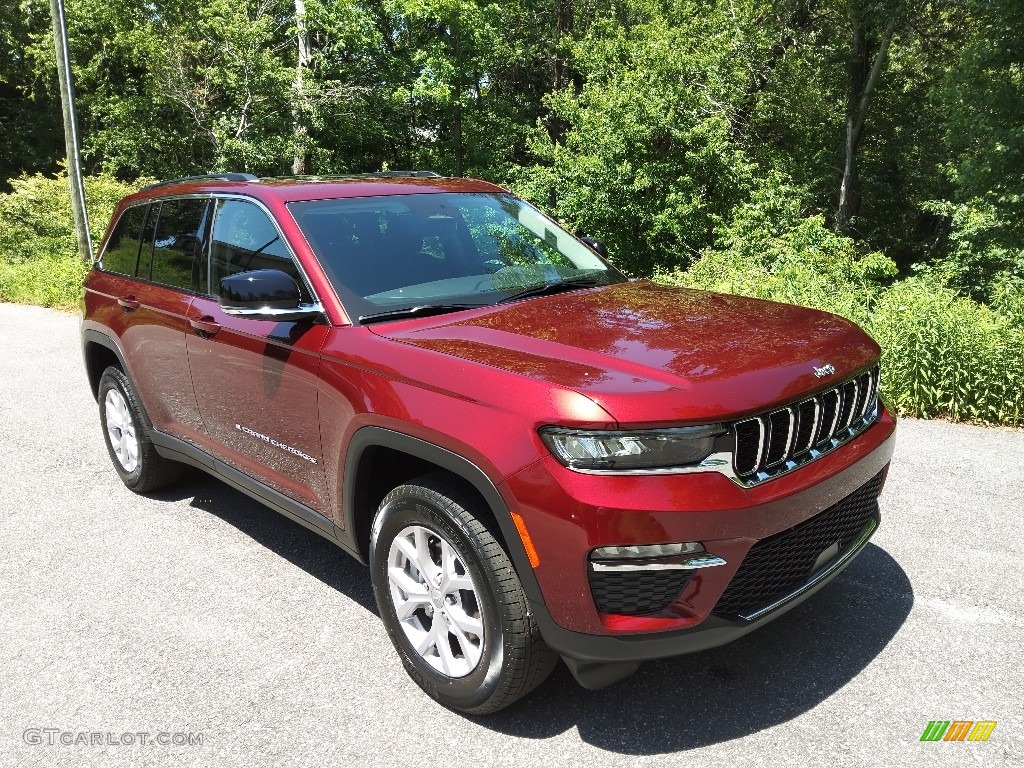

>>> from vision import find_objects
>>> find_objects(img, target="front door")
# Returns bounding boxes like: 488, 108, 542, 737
185, 197, 332, 514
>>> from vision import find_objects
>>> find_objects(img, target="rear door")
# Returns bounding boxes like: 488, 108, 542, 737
100, 199, 208, 444
185, 197, 332, 514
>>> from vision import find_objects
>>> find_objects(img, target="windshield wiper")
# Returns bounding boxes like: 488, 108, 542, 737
498, 275, 606, 304
358, 303, 484, 324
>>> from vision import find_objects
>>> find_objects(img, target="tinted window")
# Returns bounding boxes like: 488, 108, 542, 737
149, 198, 209, 292
136, 205, 158, 280
101, 205, 147, 276
210, 199, 306, 298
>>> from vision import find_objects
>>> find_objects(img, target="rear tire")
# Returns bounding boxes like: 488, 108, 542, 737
98, 366, 183, 493
370, 473, 557, 714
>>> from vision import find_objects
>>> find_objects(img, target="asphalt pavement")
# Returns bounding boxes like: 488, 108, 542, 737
0, 302, 1021, 767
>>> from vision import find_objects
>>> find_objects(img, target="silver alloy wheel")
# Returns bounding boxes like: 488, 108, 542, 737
386, 524, 485, 678
104, 388, 139, 473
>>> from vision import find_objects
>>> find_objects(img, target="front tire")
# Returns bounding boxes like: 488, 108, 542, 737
370, 473, 557, 714
97, 366, 183, 493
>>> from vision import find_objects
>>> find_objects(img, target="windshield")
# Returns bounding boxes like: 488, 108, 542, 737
287, 192, 625, 322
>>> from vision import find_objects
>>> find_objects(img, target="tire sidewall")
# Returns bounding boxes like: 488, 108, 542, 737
98, 368, 145, 489
370, 489, 507, 711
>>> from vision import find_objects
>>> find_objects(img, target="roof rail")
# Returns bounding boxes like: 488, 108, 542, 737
364, 171, 442, 178
141, 173, 260, 191
282, 171, 443, 181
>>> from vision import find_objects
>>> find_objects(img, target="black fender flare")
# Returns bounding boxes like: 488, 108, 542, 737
341, 426, 545, 606
81, 329, 157, 427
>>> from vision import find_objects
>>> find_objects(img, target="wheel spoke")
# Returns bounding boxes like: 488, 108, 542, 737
105, 401, 123, 430
446, 605, 483, 639
388, 567, 430, 621
447, 616, 481, 666
433, 615, 457, 676
439, 540, 476, 593
393, 534, 419, 566
413, 527, 436, 581
388, 566, 427, 598
413, 623, 436, 656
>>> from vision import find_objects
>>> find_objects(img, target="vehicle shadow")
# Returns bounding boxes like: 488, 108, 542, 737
480, 542, 913, 754
152, 472, 378, 614
155, 476, 912, 754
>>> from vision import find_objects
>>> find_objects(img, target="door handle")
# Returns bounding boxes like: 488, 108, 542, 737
189, 316, 221, 336
117, 295, 140, 312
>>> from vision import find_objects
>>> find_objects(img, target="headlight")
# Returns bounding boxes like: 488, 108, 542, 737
539, 425, 725, 471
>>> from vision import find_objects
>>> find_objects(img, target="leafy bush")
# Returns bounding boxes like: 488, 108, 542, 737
869, 278, 1024, 425
0, 171, 150, 308
660, 206, 1024, 426
661, 181, 898, 323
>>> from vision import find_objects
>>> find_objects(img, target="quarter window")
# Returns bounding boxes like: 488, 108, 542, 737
100, 205, 148, 276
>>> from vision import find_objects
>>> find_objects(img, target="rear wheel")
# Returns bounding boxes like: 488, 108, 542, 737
370, 473, 557, 714
98, 366, 183, 493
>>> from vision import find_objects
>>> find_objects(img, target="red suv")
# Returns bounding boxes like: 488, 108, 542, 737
81, 172, 896, 713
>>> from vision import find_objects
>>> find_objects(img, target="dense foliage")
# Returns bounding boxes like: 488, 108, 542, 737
1, 0, 1022, 423
0, 172, 147, 306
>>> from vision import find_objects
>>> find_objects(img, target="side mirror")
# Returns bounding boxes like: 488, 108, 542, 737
580, 236, 608, 258
219, 269, 322, 322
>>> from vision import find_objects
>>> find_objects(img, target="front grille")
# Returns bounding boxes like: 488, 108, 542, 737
589, 569, 692, 615
733, 364, 879, 483
712, 473, 883, 618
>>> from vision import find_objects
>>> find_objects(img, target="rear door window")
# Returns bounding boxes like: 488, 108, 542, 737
148, 198, 210, 292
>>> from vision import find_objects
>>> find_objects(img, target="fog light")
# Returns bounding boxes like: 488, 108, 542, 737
591, 542, 705, 560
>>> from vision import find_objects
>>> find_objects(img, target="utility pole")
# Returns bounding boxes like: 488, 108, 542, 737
49, 0, 93, 262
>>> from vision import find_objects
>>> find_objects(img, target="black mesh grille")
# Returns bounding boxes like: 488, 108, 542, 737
589, 569, 692, 615
733, 364, 879, 481
711, 473, 883, 617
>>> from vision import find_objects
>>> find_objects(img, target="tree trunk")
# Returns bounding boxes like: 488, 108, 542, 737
291, 0, 309, 176
452, 24, 463, 176
547, 0, 575, 146
837, 13, 897, 233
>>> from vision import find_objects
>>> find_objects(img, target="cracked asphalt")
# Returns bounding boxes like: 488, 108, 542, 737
0, 302, 1021, 767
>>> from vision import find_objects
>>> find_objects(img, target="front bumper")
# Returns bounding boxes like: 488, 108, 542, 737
501, 405, 897, 680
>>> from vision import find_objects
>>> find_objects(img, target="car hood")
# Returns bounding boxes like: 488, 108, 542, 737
369, 280, 880, 424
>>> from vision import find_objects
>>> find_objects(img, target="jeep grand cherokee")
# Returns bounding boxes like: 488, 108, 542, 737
81, 172, 897, 713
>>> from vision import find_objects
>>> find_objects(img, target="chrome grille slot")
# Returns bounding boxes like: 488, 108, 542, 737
861, 365, 879, 418
852, 371, 870, 419
731, 365, 881, 486
793, 399, 818, 455
836, 380, 857, 431
816, 390, 840, 447
764, 408, 794, 467
733, 418, 764, 476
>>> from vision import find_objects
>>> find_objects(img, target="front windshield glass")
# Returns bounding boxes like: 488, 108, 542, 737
287, 192, 625, 321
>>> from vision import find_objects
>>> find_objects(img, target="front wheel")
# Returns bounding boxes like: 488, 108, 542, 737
370, 474, 557, 714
